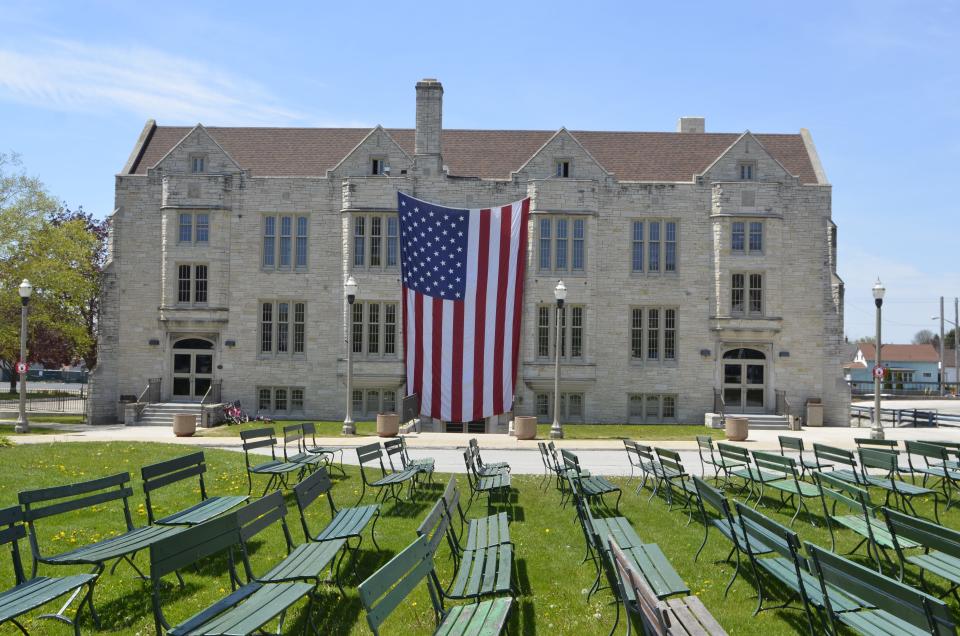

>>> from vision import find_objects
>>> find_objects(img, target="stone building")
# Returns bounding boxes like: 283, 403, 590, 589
89, 78, 850, 429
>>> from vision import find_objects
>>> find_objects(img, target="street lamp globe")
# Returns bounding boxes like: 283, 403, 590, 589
554, 280, 567, 307
18, 279, 32, 301
872, 279, 885, 305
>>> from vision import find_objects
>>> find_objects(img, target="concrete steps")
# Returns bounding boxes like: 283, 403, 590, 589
705, 412, 792, 430
133, 402, 204, 427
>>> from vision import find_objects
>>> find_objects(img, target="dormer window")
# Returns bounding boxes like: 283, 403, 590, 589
555, 160, 571, 178
190, 155, 206, 173
371, 158, 388, 176
738, 161, 755, 181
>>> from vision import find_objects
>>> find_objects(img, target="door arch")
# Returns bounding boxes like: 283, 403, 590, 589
722, 348, 766, 413
171, 337, 215, 401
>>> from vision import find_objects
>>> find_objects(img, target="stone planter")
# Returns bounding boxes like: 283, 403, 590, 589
377, 413, 400, 438
514, 416, 537, 440
173, 413, 197, 437
724, 416, 748, 441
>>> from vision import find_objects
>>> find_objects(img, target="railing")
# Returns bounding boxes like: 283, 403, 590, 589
849, 380, 960, 397
134, 378, 162, 421
200, 380, 222, 406
849, 405, 960, 428
0, 387, 87, 414
775, 390, 792, 419
713, 388, 725, 418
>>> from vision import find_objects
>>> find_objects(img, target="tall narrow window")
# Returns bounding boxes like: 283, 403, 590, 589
749, 222, 763, 252
732, 274, 745, 314
631, 308, 643, 359
259, 388, 271, 411
645, 395, 660, 420
371, 158, 386, 175
277, 302, 289, 353
664, 222, 676, 272
178, 265, 191, 303
274, 388, 287, 411
368, 302, 380, 354
664, 309, 676, 360
352, 303, 363, 354
387, 217, 399, 267
179, 214, 192, 243
291, 388, 304, 411
279, 216, 292, 267
629, 394, 644, 418
648, 222, 660, 272
383, 390, 396, 413
662, 395, 676, 419
195, 214, 209, 243
190, 155, 205, 173
739, 161, 755, 180
749, 274, 763, 314
555, 160, 571, 177
631, 221, 643, 272
296, 217, 308, 268
293, 303, 305, 354
263, 217, 276, 267
555, 219, 568, 270
385, 304, 397, 354
732, 222, 745, 252
572, 219, 585, 270
260, 302, 273, 353
370, 217, 382, 268
571, 306, 583, 358
352, 389, 363, 415
537, 306, 551, 357
194, 265, 208, 303
539, 219, 551, 271
647, 308, 659, 360
354, 217, 366, 267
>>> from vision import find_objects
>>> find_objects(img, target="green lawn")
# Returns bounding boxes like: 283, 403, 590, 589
198, 420, 378, 437
0, 415, 85, 428
0, 442, 953, 634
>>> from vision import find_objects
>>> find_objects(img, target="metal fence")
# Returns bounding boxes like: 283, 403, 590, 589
849, 380, 960, 397
0, 387, 87, 414
850, 404, 960, 428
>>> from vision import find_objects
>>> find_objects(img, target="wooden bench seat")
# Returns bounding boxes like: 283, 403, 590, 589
240, 428, 304, 496
441, 476, 510, 552
141, 452, 247, 527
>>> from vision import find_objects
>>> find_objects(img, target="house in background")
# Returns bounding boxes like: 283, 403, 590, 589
847, 343, 939, 394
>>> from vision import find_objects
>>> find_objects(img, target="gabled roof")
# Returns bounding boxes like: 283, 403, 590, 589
857, 343, 940, 363
127, 124, 821, 183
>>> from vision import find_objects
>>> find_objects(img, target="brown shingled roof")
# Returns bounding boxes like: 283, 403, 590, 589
129, 125, 819, 184
857, 343, 940, 363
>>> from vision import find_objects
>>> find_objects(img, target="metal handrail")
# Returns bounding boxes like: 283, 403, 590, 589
200, 380, 221, 406
713, 388, 725, 418
136, 382, 151, 404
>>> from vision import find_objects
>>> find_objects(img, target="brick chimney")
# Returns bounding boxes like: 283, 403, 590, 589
415, 79, 443, 175
677, 117, 705, 133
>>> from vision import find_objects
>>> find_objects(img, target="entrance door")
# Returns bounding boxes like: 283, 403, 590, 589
171, 338, 214, 401
722, 348, 766, 413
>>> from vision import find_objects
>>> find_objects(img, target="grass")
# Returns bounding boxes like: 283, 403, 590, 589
0, 442, 955, 634
198, 420, 378, 437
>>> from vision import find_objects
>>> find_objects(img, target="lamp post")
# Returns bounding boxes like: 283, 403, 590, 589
871, 279, 885, 440
342, 276, 358, 435
16, 279, 33, 434
931, 313, 959, 397
550, 280, 567, 440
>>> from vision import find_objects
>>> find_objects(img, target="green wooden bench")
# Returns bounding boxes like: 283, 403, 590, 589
462, 450, 511, 511
538, 441, 557, 488
691, 476, 772, 596
813, 443, 861, 485
751, 451, 820, 525
858, 448, 939, 523
468, 438, 510, 475
623, 440, 659, 495
300, 422, 345, 476
652, 448, 698, 514
778, 435, 832, 477
239, 427, 304, 496
719, 443, 778, 502
608, 536, 726, 636
384, 438, 434, 486
236, 491, 348, 595
358, 534, 512, 636
148, 512, 315, 636
356, 442, 419, 505
814, 470, 915, 572
884, 507, 960, 599
0, 505, 97, 636
141, 452, 248, 526
697, 435, 746, 484
927, 440, 960, 472
281, 423, 325, 474
399, 436, 436, 482
561, 449, 622, 513
293, 466, 381, 558
417, 497, 515, 601
905, 441, 960, 512
18, 472, 183, 622
441, 476, 510, 552
806, 541, 956, 636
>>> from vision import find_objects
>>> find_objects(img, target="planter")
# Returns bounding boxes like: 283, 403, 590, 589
173, 413, 197, 437
514, 416, 537, 440
377, 413, 400, 438
724, 416, 748, 441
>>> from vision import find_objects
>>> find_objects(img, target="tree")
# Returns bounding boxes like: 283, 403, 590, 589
853, 336, 876, 344
946, 328, 956, 351
913, 329, 937, 345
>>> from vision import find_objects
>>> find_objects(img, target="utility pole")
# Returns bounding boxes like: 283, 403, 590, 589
941, 296, 946, 397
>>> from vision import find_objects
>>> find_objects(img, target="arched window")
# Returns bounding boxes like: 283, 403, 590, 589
172, 338, 214, 350
723, 348, 765, 360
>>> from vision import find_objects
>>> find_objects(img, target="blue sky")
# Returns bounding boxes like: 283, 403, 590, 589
1, 0, 958, 342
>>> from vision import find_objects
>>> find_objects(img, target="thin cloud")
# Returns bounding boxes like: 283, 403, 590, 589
0, 39, 309, 125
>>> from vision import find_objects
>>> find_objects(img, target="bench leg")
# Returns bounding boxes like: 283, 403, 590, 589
724, 548, 741, 598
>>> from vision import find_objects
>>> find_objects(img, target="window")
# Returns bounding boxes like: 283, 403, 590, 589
260, 300, 306, 355
732, 274, 763, 316
536, 393, 550, 418
538, 216, 587, 272
534, 392, 584, 422
351, 388, 398, 418
630, 307, 678, 363
352, 302, 399, 357
177, 213, 210, 244
749, 273, 763, 314
732, 222, 745, 252
749, 222, 763, 252
371, 158, 387, 175
291, 388, 304, 411
179, 214, 192, 243
257, 387, 305, 413
631, 220, 677, 273
195, 214, 209, 243
628, 394, 678, 423
263, 215, 308, 270
537, 304, 584, 360
738, 161, 755, 180
555, 160, 571, 178
353, 214, 400, 269
190, 155, 206, 173
176, 264, 208, 304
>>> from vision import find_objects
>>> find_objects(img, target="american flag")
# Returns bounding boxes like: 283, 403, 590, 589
399, 192, 530, 422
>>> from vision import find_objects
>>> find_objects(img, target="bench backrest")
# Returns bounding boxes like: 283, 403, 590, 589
778, 435, 803, 453
240, 427, 278, 462
292, 467, 335, 540
812, 443, 856, 470
282, 423, 304, 460
357, 443, 385, 479
383, 438, 405, 471
300, 421, 317, 442
813, 470, 873, 517
858, 447, 898, 476
717, 442, 749, 465
441, 476, 464, 527
235, 491, 294, 579
608, 536, 669, 634
19, 472, 135, 561
0, 506, 28, 585
416, 497, 453, 556
855, 437, 900, 452
736, 501, 802, 564
539, 441, 554, 470
884, 507, 960, 561
656, 448, 686, 477
806, 542, 955, 635
399, 436, 415, 464
636, 443, 657, 466
141, 452, 208, 524
561, 449, 582, 477
752, 450, 795, 478
358, 534, 443, 636
905, 440, 948, 463
692, 476, 734, 533
623, 439, 640, 463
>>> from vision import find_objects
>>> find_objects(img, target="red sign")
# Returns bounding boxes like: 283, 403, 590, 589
873, 365, 885, 379
15, 361, 28, 375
